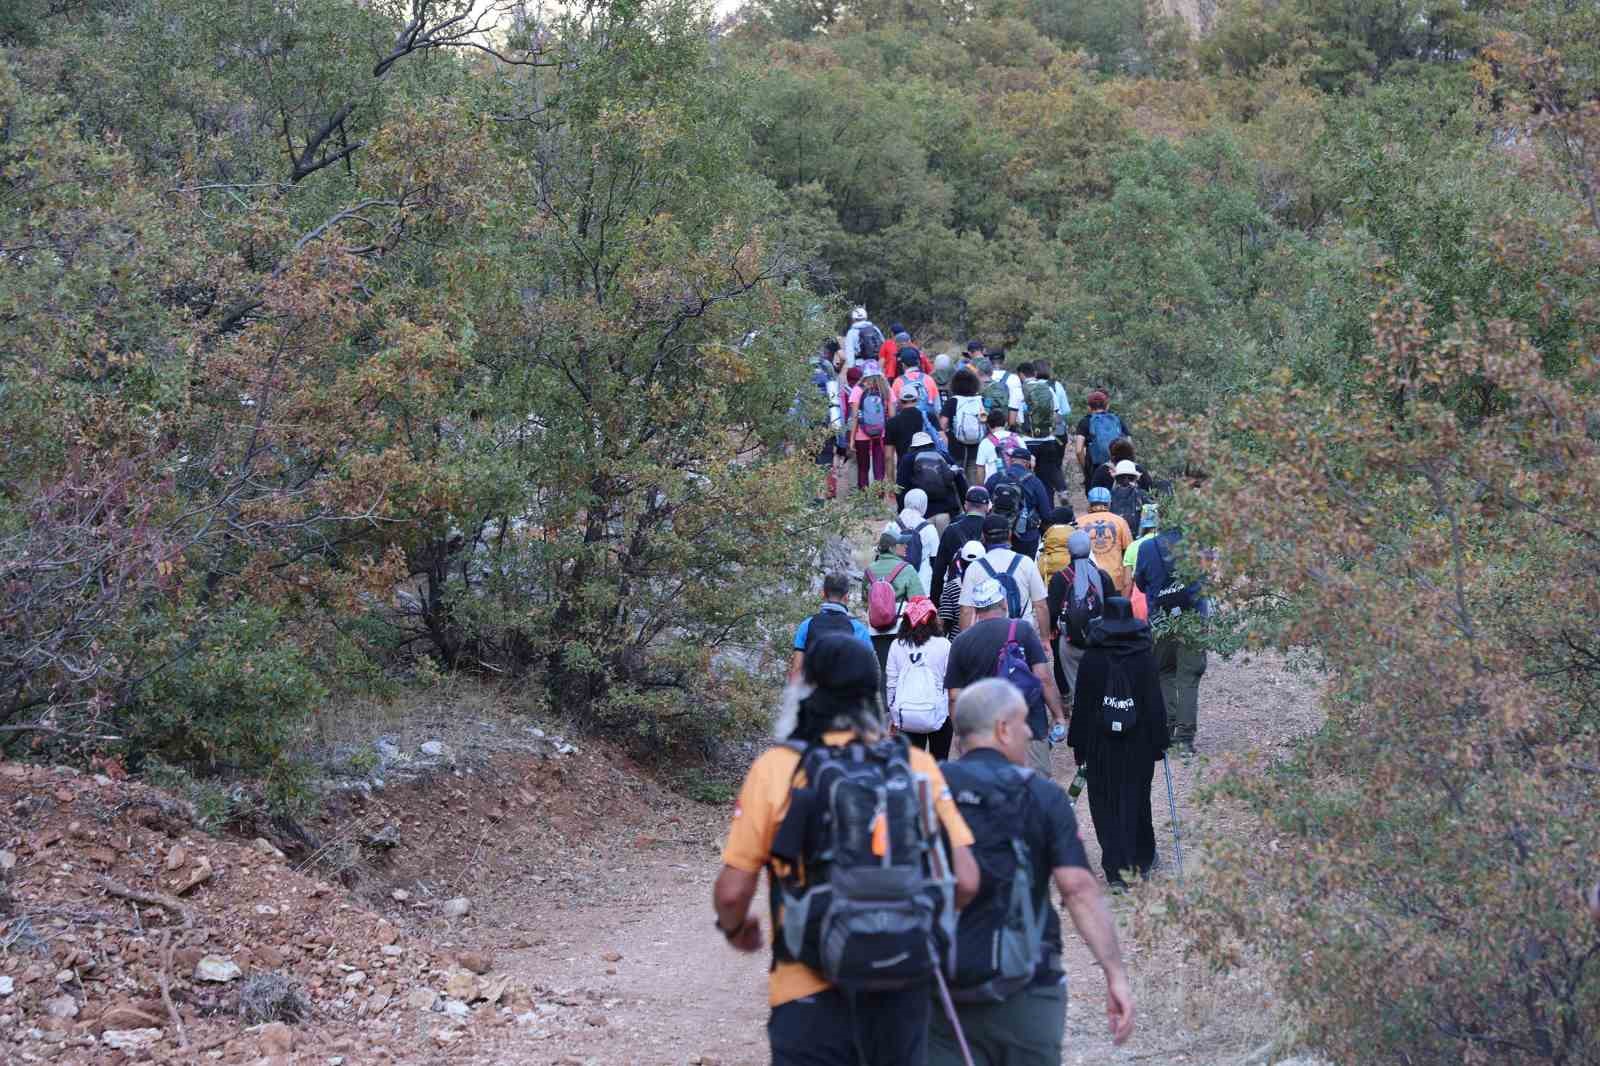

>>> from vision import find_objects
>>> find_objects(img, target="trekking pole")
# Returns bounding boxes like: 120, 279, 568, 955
931, 964, 977, 1066
1163, 755, 1185, 884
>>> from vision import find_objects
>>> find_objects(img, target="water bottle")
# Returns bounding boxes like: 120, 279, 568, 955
1068, 766, 1087, 799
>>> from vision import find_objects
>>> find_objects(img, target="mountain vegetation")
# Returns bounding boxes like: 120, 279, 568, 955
2, 0, 1596, 1060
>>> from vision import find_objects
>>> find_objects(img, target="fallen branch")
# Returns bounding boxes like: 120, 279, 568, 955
158, 930, 190, 1050
0, 724, 123, 741
93, 877, 194, 929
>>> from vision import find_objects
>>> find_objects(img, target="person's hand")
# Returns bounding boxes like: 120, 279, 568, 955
724, 915, 763, 954
1105, 969, 1135, 1045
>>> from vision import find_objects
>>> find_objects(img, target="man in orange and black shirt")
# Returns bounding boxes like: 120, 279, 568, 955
713, 636, 980, 1065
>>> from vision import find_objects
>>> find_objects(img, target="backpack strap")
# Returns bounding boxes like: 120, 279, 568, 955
1004, 556, 1021, 578
890, 562, 907, 582
1006, 621, 1017, 644
976, 557, 998, 580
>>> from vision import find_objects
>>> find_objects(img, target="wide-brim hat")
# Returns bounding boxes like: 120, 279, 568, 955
1094, 596, 1147, 638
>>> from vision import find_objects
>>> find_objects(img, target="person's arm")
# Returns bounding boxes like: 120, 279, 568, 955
1054, 865, 1133, 1044
946, 685, 962, 734
959, 605, 975, 631
787, 650, 805, 685
712, 866, 763, 952
885, 643, 902, 729
1033, 600, 1052, 658
1033, 661, 1065, 727
951, 844, 979, 910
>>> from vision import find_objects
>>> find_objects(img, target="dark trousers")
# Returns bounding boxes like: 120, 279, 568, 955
905, 716, 954, 760
929, 982, 1067, 1066
871, 634, 896, 706
770, 985, 931, 1066
1086, 758, 1157, 885
1028, 438, 1067, 499
855, 438, 886, 486
1155, 635, 1206, 740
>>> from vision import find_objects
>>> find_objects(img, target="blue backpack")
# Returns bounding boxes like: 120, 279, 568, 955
976, 556, 1026, 619
1086, 411, 1124, 466
860, 391, 887, 438
992, 620, 1044, 717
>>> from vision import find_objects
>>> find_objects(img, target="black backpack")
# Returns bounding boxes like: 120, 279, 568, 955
1109, 482, 1149, 531
768, 736, 957, 990
1058, 564, 1105, 648
896, 516, 931, 572
1097, 655, 1139, 737
944, 763, 1044, 1003
802, 609, 856, 656
912, 451, 953, 500
989, 479, 1022, 523
856, 323, 884, 365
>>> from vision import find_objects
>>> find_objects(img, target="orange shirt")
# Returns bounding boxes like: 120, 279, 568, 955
1079, 509, 1133, 594
721, 733, 974, 1007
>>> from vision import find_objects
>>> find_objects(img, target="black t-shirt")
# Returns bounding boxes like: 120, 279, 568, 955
947, 618, 1050, 737
942, 748, 1089, 984
885, 408, 925, 457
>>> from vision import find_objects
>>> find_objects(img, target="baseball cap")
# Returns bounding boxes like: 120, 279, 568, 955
971, 578, 1006, 610
851, 306, 868, 322
1113, 460, 1140, 478
981, 514, 1011, 541
965, 340, 984, 352
1088, 486, 1112, 504
899, 385, 919, 402
965, 485, 991, 506
959, 540, 985, 563
972, 356, 993, 376
910, 431, 933, 447
1139, 503, 1160, 531
1007, 444, 1034, 460
877, 529, 912, 554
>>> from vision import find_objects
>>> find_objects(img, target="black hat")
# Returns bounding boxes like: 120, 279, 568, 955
1093, 597, 1148, 639
964, 485, 991, 505
803, 633, 881, 694
965, 340, 984, 352
981, 514, 1011, 542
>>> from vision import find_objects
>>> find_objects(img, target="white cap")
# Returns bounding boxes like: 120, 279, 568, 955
910, 431, 933, 447
850, 306, 868, 322
971, 578, 1006, 609
959, 540, 985, 563
1113, 460, 1140, 478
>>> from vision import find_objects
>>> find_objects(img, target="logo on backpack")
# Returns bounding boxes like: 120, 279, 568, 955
953, 396, 985, 445
770, 737, 957, 991
1086, 411, 1124, 466
866, 562, 908, 629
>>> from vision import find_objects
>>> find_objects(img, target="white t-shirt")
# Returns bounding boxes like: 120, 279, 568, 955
885, 635, 952, 731
958, 547, 1047, 614
975, 430, 1021, 481
994, 370, 1024, 414
896, 510, 940, 591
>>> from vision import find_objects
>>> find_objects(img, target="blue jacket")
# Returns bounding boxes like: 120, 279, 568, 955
1134, 530, 1212, 618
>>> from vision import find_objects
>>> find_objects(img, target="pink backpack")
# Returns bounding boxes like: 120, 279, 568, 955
866, 563, 908, 629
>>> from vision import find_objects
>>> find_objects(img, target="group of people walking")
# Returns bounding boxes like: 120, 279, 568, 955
720, 309, 1218, 1064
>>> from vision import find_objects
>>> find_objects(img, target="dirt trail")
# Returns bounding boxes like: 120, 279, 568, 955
448, 646, 1322, 1066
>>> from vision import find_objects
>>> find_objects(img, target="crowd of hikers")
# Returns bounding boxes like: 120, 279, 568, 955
714, 308, 1217, 1064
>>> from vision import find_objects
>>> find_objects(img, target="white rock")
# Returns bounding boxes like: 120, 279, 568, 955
0, 850, 14, 871
381, 945, 404, 957
419, 741, 446, 757
391, 888, 410, 902
342, 971, 367, 987
44, 994, 78, 1019
193, 956, 242, 983
515, 1010, 540, 1025
0, 975, 13, 995
54, 970, 74, 984
442, 999, 470, 1018
442, 897, 471, 919
102, 1028, 163, 1051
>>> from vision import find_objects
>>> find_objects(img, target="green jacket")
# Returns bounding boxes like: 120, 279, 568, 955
864, 553, 926, 613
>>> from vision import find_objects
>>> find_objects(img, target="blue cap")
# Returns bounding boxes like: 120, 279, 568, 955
1088, 486, 1112, 504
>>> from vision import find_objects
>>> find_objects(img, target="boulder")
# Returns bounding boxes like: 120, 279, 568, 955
102, 1028, 163, 1051
194, 956, 242, 983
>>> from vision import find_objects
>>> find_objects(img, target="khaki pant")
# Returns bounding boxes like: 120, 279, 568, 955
1028, 739, 1053, 777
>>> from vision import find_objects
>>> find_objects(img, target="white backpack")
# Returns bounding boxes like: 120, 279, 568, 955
895, 649, 946, 734
953, 396, 985, 445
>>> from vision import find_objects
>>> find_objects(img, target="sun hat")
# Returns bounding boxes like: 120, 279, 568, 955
1113, 460, 1140, 478
971, 578, 1006, 610
910, 431, 933, 447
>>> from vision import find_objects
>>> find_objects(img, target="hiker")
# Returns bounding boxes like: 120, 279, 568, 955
879, 321, 903, 379
959, 515, 1051, 640
1017, 361, 1068, 499
864, 529, 926, 695
1074, 390, 1129, 493
1038, 523, 1074, 697
943, 366, 987, 484
988, 349, 1023, 429
886, 596, 953, 758
1034, 360, 1073, 475
1133, 520, 1211, 753
1080, 486, 1133, 595
885, 324, 932, 381
892, 489, 941, 592
842, 306, 885, 368
789, 572, 874, 684
886, 382, 930, 469
1047, 531, 1118, 718
1123, 504, 1160, 574
1108, 460, 1152, 532
986, 444, 1052, 560
975, 408, 1022, 484
932, 352, 955, 390
932, 485, 991, 606
897, 432, 967, 528
1067, 597, 1168, 890
897, 342, 943, 442
932, 679, 1136, 1065
945, 578, 1066, 775
713, 634, 980, 1066
1089, 437, 1154, 494
849, 370, 895, 494
810, 341, 846, 499
940, 540, 984, 640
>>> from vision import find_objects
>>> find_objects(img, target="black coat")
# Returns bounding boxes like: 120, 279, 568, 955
1067, 633, 1168, 769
